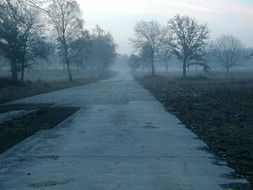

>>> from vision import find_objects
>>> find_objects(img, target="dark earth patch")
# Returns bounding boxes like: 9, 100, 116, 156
220, 183, 252, 190
0, 105, 80, 154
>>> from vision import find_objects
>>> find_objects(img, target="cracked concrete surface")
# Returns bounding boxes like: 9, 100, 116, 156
0, 73, 250, 190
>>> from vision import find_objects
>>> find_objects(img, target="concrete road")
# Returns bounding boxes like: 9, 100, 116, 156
0, 73, 250, 190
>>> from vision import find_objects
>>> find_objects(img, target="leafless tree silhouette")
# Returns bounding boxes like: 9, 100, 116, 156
167, 15, 209, 77
214, 35, 245, 73
47, 0, 84, 81
131, 20, 167, 76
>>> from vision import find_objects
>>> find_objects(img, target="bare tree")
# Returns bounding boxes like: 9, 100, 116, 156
188, 48, 211, 73
128, 54, 141, 72
131, 20, 167, 76
47, 0, 83, 81
90, 26, 116, 74
0, 1, 20, 81
214, 35, 245, 73
69, 30, 92, 70
0, 0, 47, 81
18, 6, 48, 81
158, 40, 172, 73
12, 0, 49, 10
167, 15, 209, 77
140, 43, 153, 72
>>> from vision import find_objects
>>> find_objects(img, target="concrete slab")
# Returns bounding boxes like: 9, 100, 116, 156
0, 73, 250, 190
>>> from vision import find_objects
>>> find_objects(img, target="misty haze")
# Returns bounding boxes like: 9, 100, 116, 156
0, 0, 253, 190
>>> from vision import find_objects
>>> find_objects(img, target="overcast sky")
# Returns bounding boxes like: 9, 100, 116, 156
78, 0, 253, 55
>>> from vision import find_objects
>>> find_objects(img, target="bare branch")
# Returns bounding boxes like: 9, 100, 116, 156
214, 35, 245, 73
167, 15, 210, 77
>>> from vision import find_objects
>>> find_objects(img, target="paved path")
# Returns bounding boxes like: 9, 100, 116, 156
0, 73, 250, 190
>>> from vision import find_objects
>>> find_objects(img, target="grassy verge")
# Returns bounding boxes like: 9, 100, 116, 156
136, 74, 253, 186
0, 73, 113, 104
0, 105, 80, 154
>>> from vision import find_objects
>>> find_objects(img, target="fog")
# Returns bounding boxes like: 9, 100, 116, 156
0, 0, 253, 79
79, 0, 253, 55
1, 1, 253, 189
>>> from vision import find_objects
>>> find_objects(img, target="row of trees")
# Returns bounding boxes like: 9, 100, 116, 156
0, 0, 116, 82
130, 15, 251, 77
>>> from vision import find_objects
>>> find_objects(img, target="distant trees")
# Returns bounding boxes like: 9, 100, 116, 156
90, 26, 116, 74
68, 26, 116, 73
158, 41, 172, 73
0, 2, 20, 81
140, 43, 153, 71
47, 1, 116, 81
70, 30, 92, 70
128, 54, 141, 72
0, 0, 116, 82
130, 16, 210, 77
130, 17, 252, 76
167, 15, 210, 77
18, 7, 48, 81
131, 20, 167, 76
214, 35, 246, 73
47, 0, 84, 81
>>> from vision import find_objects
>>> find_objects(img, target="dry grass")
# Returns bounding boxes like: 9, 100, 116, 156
0, 72, 113, 104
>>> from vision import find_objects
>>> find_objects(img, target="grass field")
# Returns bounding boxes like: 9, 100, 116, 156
136, 72, 253, 187
0, 69, 105, 82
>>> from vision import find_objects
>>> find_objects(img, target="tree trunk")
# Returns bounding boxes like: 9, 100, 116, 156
11, 69, 18, 81
226, 66, 230, 73
165, 62, 168, 73
21, 42, 27, 82
151, 48, 155, 76
10, 60, 18, 82
21, 60, 25, 82
21, 68, 24, 82
63, 39, 73, 82
183, 59, 187, 78
66, 62, 73, 81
